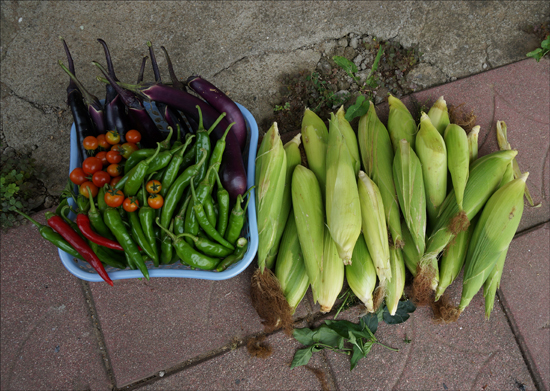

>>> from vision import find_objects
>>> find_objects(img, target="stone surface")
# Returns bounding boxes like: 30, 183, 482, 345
0, 209, 112, 391
499, 223, 550, 391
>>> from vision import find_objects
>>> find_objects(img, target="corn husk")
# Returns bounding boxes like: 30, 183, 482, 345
346, 235, 377, 312
387, 94, 417, 152
427, 96, 450, 135
255, 123, 287, 272
265, 134, 303, 269
444, 124, 470, 211
459, 173, 528, 312
302, 108, 328, 199
291, 165, 325, 299
274, 208, 310, 314
357, 171, 391, 285
358, 101, 403, 247
401, 220, 421, 277
467, 125, 480, 164
385, 246, 406, 316
319, 226, 345, 313
326, 113, 362, 264
393, 139, 426, 256
336, 106, 361, 176
416, 112, 447, 228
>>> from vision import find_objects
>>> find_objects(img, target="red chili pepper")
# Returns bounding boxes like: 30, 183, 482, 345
47, 214, 114, 286
76, 214, 125, 251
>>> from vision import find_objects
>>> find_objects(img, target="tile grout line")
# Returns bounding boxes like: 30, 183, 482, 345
79, 280, 118, 390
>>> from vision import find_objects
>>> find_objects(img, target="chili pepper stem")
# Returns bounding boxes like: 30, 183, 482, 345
12, 209, 42, 228
161, 126, 174, 149
156, 217, 177, 242
206, 112, 227, 136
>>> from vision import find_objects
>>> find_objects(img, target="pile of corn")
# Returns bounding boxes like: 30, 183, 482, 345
255, 95, 529, 320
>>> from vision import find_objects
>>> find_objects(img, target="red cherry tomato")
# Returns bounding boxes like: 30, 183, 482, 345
106, 150, 122, 164
110, 144, 122, 153
147, 193, 164, 209
106, 163, 123, 177
96, 134, 110, 150
92, 170, 111, 188
125, 129, 142, 144
123, 197, 139, 213
70, 167, 88, 186
145, 179, 162, 194
110, 176, 123, 186
95, 151, 108, 166
79, 181, 98, 198
83, 136, 98, 151
105, 130, 121, 145
82, 157, 103, 175
104, 188, 125, 208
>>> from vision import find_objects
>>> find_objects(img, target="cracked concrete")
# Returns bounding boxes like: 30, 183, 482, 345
1, 0, 549, 198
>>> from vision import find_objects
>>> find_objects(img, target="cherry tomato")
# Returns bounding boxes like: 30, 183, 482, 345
145, 179, 162, 194
79, 181, 98, 199
83, 136, 98, 151
106, 163, 123, 177
110, 144, 122, 153
148, 193, 164, 209
119, 143, 139, 159
125, 129, 142, 144
123, 197, 140, 213
105, 130, 121, 145
82, 157, 103, 175
96, 134, 110, 150
104, 188, 125, 208
106, 150, 122, 164
95, 151, 108, 166
92, 170, 111, 188
110, 176, 123, 186
70, 167, 88, 186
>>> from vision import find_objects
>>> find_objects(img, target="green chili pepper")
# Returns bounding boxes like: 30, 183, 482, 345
203, 195, 217, 228
86, 187, 115, 240
125, 148, 156, 174
160, 135, 195, 198
225, 186, 254, 246
206, 121, 235, 184
90, 241, 127, 269
170, 124, 183, 151
139, 180, 160, 267
146, 143, 185, 176
179, 144, 196, 174
55, 197, 70, 218
194, 106, 227, 184
76, 194, 90, 214
216, 237, 248, 272
156, 218, 221, 270
179, 233, 234, 258
174, 193, 192, 236
213, 170, 230, 238
160, 219, 175, 265
123, 143, 162, 196
104, 207, 150, 279
97, 185, 108, 215
128, 211, 158, 265
190, 179, 234, 250
158, 125, 174, 151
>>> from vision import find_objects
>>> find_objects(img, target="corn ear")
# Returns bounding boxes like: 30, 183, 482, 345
265, 134, 303, 269
444, 124, 470, 211
346, 235, 377, 312
255, 123, 287, 272
401, 220, 421, 277
416, 112, 447, 228
336, 105, 361, 175
357, 171, 391, 285
459, 173, 528, 312
385, 246, 406, 316
468, 125, 480, 163
358, 101, 403, 247
387, 94, 417, 151
393, 139, 426, 256
427, 96, 450, 135
302, 109, 328, 199
274, 208, 310, 314
319, 226, 345, 313
291, 165, 325, 299
326, 113, 362, 264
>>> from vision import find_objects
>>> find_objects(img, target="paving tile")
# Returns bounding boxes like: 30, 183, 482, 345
0, 208, 112, 391
323, 273, 535, 391
499, 223, 550, 391
135, 331, 332, 391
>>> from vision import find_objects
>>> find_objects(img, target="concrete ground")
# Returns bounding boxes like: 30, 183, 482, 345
1, 1, 549, 390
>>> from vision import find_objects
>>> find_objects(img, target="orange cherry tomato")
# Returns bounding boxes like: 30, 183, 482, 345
82, 157, 103, 175
104, 188, 124, 208
83, 136, 98, 151
79, 181, 98, 199
70, 167, 88, 186
92, 170, 111, 188
106, 150, 123, 164
125, 129, 142, 144
147, 193, 164, 209
123, 197, 140, 213
96, 134, 110, 150
106, 163, 123, 177
105, 130, 121, 145
95, 151, 108, 166
145, 179, 162, 194
110, 144, 122, 153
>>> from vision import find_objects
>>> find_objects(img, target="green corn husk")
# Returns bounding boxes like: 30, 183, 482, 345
387, 94, 417, 152
336, 106, 361, 176
274, 208, 310, 314
292, 164, 325, 299
358, 101, 403, 248
357, 171, 391, 285
385, 246, 406, 316
301, 108, 328, 199
265, 134, 303, 270
319, 226, 345, 313
444, 124, 470, 211
434, 217, 476, 301
427, 96, 450, 136
482, 161, 515, 319
326, 113, 362, 265
418, 149, 518, 292
415, 112, 447, 230
401, 220, 421, 277
345, 235, 377, 312
467, 125, 480, 164
393, 139, 426, 256
255, 123, 287, 272
459, 173, 528, 312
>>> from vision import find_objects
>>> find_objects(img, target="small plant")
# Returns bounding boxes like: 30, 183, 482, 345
273, 102, 291, 112
526, 34, 550, 62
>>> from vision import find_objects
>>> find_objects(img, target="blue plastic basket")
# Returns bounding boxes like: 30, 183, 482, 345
58, 102, 258, 281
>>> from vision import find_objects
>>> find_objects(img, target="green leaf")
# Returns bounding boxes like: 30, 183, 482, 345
350, 344, 364, 371
360, 312, 379, 334
324, 320, 363, 339
383, 300, 417, 325
312, 325, 345, 347
540, 36, 550, 50
344, 95, 371, 122
293, 327, 315, 346
333, 55, 358, 77
290, 346, 314, 369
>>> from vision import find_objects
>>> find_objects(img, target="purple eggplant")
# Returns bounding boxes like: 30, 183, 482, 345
58, 61, 106, 135
160, 45, 186, 90
60, 37, 97, 162
187, 75, 247, 152
137, 55, 149, 84
92, 61, 164, 148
